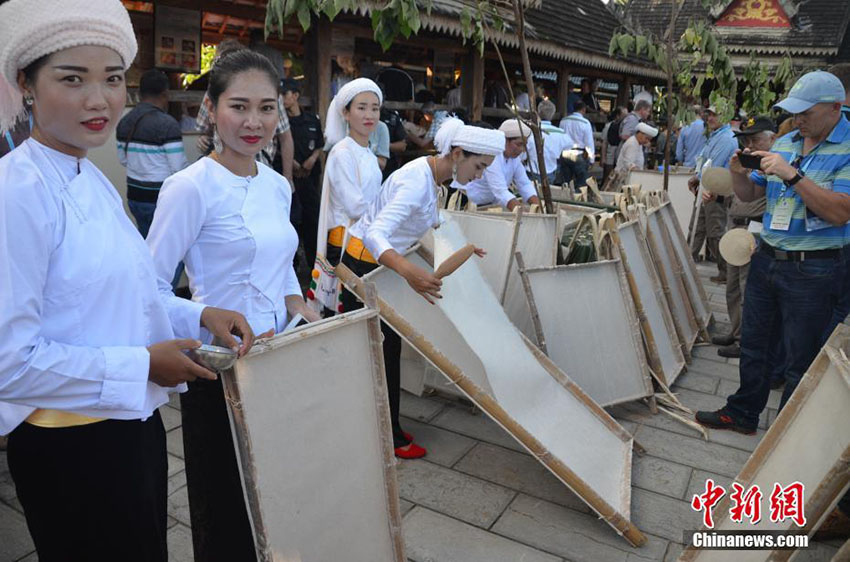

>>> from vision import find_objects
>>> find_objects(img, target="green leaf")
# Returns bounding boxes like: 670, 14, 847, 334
617, 34, 635, 57
635, 35, 647, 56
609, 34, 618, 57
296, 5, 311, 30
408, 3, 421, 34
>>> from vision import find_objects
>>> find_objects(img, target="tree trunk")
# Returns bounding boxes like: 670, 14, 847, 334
512, 0, 553, 213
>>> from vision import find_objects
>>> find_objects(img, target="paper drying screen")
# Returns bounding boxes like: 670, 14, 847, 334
525, 262, 653, 407
619, 221, 686, 385
226, 311, 402, 562
659, 203, 711, 328
430, 216, 632, 514
646, 210, 697, 348
444, 210, 516, 299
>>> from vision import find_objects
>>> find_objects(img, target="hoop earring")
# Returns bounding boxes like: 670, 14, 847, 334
24, 95, 33, 106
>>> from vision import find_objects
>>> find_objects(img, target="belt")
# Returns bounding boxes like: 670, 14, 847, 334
345, 237, 377, 264
731, 217, 762, 227
759, 242, 844, 262
327, 226, 345, 247
26, 409, 106, 428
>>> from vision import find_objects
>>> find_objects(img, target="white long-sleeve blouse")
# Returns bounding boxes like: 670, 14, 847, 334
147, 157, 301, 336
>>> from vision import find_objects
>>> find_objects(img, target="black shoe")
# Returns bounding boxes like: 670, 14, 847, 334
718, 343, 741, 358
711, 334, 736, 346
770, 377, 785, 390
695, 409, 757, 435
710, 275, 727, 284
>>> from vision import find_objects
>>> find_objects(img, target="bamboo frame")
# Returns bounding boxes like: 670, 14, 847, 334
515, 251, 547, 354
336, 262, 647, 548
523, 260, 655, 407
614, 220, 686, 385
643, 209, 695, 361
679, 325, 850, 562
223, 309, 405, 562
659, 202, 713, 333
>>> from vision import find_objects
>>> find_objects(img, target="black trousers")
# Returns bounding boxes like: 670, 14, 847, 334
180, 379, 257, 562
340, 252, 408, 448
7, 411, 168, 562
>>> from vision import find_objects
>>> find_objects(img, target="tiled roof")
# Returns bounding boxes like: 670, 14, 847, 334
623, 0, 850, 56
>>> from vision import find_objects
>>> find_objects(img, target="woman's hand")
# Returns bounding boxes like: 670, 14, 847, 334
200, 307, 254, 357
285, 295, 323, 324
473, 247, 487, 258
148, 339, 216, 387
402, 262, 443, 304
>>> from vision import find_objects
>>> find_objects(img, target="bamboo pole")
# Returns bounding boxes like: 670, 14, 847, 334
515, 251, 547, 354
335, 262, 647, 548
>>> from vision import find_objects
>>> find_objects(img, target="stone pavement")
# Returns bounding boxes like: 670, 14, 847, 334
0, 262, 844, 561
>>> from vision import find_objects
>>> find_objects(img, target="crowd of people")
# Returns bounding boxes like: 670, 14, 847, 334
1, 0, 850, 559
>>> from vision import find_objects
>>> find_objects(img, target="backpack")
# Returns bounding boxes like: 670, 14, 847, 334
607, 116, 624, 147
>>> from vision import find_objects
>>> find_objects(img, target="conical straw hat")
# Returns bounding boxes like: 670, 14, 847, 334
719, 228, 756, 266
702, 167, 734, 196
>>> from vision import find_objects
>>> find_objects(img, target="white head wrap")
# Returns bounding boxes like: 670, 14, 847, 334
498, 118, 531, 139
637, 123, 659, 138
0, 0, 138, 134
434, 117, 505, 157
324, 78, 383, 148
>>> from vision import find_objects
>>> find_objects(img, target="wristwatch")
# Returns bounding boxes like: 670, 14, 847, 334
785, 171, 804, 187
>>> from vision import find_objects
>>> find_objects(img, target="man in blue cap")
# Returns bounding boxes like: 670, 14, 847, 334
697, 71, 850, 436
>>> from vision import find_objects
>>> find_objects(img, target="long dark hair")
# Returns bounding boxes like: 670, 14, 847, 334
207, 49, 279, 107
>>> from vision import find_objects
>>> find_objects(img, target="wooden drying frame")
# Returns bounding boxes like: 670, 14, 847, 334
335, 262, 648, 548
521, 259, 655, 408
658, 202, 712, 339
644, 206, 698, 358
223, 307, 405, 562
679, 324, 850, 562
613, 219, 687, 385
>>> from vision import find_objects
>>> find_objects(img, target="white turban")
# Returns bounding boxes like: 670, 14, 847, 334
324, 78, 383, 148
434, 117, 505, 157
0, 0, 138, 134
637, 123, 659, 138
499, 118, 532, 139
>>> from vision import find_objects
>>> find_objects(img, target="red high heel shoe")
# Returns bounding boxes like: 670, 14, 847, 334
394, 442, 427, 459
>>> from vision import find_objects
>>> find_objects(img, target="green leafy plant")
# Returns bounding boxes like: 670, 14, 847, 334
181, 43, 217, 88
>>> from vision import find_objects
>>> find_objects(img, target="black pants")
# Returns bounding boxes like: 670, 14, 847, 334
294, 179, 321, 270
7, 412, 168, 562
340, 252, 408, 448
181, 379, 257, 562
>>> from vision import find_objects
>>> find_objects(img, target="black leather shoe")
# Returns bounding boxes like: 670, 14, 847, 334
711, 334, 736, 346
718, 344, 741, 358
695, 409, 757, 435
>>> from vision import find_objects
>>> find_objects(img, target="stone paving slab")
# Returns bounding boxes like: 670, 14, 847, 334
399, 416, 477, 468
429, 404, 527, 453
396, 459, 516, 528
403, 506, 563, 562
0, 502, 33, 562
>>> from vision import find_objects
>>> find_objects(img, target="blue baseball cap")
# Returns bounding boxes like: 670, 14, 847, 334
774, 71, 846, 114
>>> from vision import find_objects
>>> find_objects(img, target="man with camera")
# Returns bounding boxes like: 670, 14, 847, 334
710, 117, 777, 359
696, 71, 850, 435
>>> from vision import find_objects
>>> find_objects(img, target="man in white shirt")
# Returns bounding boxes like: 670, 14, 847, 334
457, 119, 540, 210
558, 101, 595, 189
616, 122, 658, 173
526, 99, 573, 184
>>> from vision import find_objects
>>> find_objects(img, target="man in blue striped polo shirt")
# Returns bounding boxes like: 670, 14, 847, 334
697, 71, 850, 434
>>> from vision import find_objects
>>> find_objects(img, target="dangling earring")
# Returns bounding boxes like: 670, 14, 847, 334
212, 123, 223, 153
23, 95, 33, 107
451, 161, 458, 182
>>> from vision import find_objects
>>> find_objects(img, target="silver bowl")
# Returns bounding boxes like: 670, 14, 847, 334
188, 344, 238, 371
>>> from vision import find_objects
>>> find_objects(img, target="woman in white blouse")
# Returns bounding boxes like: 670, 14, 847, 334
146, 49, 318, 561
343, 118, 506, 458
316, 78, 383, 267
0, 1, 253, 559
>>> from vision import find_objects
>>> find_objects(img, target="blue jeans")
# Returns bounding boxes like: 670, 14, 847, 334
558, 156, 588, 190
529, 172, 556, 184
725, 247, 847, 427
128, 199, 183, 289
128, 199, 156, 239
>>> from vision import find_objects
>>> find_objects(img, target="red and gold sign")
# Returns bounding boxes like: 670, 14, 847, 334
716, 0, 791, 28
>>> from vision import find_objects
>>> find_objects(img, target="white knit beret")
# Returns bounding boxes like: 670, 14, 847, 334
324, 77, 383, 148
498, 118, 531, 139
435, 117, 505, 157
0, 0, 138, 133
